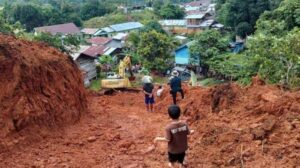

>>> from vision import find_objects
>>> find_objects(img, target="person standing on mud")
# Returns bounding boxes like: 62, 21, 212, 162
169, 70, 184, 104
143, 81, 155, 112
154, 105, 193, 168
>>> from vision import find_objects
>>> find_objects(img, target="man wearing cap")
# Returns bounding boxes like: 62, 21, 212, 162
169, 70, 184, 104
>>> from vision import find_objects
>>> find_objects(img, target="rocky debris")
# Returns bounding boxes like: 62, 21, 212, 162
143, 145, 155, 154
211, 83, 240, 113
87, 136, 97, 143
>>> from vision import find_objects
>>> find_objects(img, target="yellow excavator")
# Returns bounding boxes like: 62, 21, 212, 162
101, 55, 135, 89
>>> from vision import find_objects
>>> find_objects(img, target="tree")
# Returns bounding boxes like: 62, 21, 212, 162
80, 1, 114, 20
243, 28, 300, 86
189, 30, 229, 76
159, 4, 185, 19
137, 30, 175, 72
0, 10, 25, 35
236, 22, 252, 38
216, 0, 271, 36
141, 20, 166, 34
11, 3, 45, 31
256, 0, 300, 36
153, 0, 164, 14
126, 31, 140, 52
0, 19, 13, 34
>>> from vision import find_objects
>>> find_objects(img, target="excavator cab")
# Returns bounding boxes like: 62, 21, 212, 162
101, 55, 135, 89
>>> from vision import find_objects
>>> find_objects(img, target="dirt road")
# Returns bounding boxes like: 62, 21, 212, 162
1, 84, 300, 168
0, 91, 183, 168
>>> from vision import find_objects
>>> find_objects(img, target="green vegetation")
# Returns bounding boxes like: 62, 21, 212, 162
83, 13, 128, 28
83, 10, 158, 28
2, 0, 117, 31
137, 30, 177, 72
157, 3, 185, 19
199, 78, 224, 87
33, 33, 80, 54
153, 75, 169, 84
216, 0, 281, 37
193, 0, 300, 87
89, 79, 101, 91
141, 20, 166, 34
190, 29, 229, 76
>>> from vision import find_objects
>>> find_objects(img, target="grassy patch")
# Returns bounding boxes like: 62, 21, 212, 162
153, 76, 169, 84
199, 78, 224, 87
89, 79, 101, 91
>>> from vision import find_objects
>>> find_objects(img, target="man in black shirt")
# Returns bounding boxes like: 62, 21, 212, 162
143, 82, 154, 112
169, 71, 184, 105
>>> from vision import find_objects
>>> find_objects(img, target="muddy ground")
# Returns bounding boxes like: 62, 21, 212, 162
0, 91, 177, 168
1, 83, 300, 168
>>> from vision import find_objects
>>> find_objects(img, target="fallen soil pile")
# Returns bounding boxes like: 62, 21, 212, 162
156, 79, 300, 167
0, 78, 299, 167
0, 35, 87, 148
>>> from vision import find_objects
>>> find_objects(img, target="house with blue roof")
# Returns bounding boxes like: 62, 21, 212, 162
94, 27, 115, 37
110, 22, 144, 33
94, 22, 144, 37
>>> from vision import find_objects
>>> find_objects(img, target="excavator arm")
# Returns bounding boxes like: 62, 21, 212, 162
101, 55, 135, 89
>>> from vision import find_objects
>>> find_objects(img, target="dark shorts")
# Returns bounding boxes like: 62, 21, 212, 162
145, 95, 154, 104
168, 152, 186, 163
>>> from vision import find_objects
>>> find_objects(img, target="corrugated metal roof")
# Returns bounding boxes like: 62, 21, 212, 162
159, 20, 186, 26
110, 22, 143, 32
104, 47, 117, 55
186, 10, 205, 15
102, 27, 115, 33
183, 0, 211, 7
87, 37, 112, 45
185, 13, 206, 19
113, 33, 128, 40
93, 27, 115, 36
199, 19, 215, 27
211, 23, 224, 28
70, 45, 91, 60
175, 35, 187, 40
82, 45, 107, 57
34, 23, 80, 35
185, 6, 200, 11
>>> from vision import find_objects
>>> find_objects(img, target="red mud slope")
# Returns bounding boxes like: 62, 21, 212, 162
156, 79, 300, 167
0, 35, 87, 145
1, 79, 299, 167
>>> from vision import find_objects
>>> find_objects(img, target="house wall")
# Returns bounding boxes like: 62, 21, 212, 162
76, 56, 97, 87
162, 26, 203, 35
82, 34, 93, 39
187, 28, 203, 34
187, 18, 202, 26
172, 27, 189, 34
